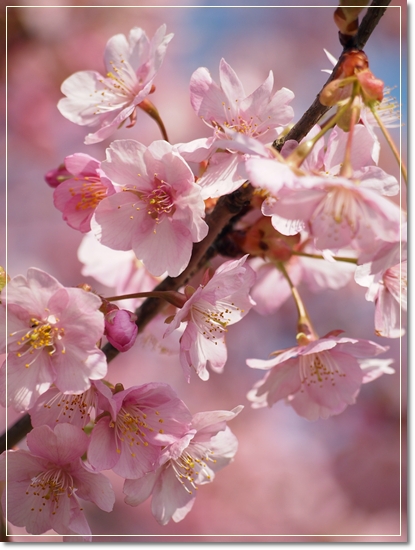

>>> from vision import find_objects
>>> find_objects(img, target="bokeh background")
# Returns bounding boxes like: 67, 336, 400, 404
2, 0, 407, 543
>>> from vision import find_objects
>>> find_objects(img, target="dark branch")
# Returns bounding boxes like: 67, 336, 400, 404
0, 414, 32, 453
356, 0, 392, 50
275, 0, 392, 147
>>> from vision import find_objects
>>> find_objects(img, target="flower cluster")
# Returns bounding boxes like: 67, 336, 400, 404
1, 18, 405, 541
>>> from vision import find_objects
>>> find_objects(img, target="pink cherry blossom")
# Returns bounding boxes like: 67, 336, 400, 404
355, 239, 407, 338
29, 380, 113, 429
53, 153, 116, 233
91, 139, 208, 277
164, 255, 256, 381
123, 406, 242, 525
87, 383, 192, 479
260, 175, 402, 254
77, 231, 161, 311
0, 268, 107, 412
178, 58, 294, 198
57, 26, 173, 144
0, 423, 115, 540
247, 331, 389, 420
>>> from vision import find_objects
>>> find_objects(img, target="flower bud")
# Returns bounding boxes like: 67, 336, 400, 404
357, 70, 384, 104
105, 309, 138, 352
44, 164, 71, 188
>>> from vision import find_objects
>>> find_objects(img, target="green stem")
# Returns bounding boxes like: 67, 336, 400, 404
138, 98, 169, 142
276, 261, 318, 341
339, 95, 360, 178
286, 98, 353, 168
291, 250, 358, 264
105, 290, 186, 309
370, 103, 407, 185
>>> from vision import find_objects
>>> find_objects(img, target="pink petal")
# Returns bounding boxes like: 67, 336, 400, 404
124, 470, 159, 506
27, 424, 89, 464
219, 58, 246, 105
72, 468, 115, 512
190, 66, 226, 121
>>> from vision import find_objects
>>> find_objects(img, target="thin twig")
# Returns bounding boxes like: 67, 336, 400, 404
275, 0, 392, 147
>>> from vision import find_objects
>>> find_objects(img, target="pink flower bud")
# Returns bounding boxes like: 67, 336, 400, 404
44, 164, 71, 188
105, 309, 138, 352
357, 70, 384, 104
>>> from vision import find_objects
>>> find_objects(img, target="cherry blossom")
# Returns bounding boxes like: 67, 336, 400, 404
91, 139, 208, 277
77, 231, 161, 311
178, 58, 294, 198
29, 380, 113, 430
355, 239, 407, 338
123, 406, 242, 525
260, 174, 401, 254
87, 383, 192, 479
57, 25, 173, 144
0, 268, 107, 412
52, 153, 116, 233
247, 330, 389, 420
0, 423, 115, 540
164, 256, 256, 381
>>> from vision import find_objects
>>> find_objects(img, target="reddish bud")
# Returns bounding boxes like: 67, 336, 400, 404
44, 164, 71, 188
105, 309, 138, 352
357, 70, 384, 103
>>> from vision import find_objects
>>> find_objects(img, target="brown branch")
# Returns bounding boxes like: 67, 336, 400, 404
0, 0, 392, 453
275, 0, 392, 147
356, 0, 392, 50
0, 414, 32, 453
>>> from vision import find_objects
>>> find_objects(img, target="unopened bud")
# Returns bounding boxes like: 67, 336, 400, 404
105, 309, 138, 352
44, 164, 71, 188
320, 79, 352, 107
334, 2, 369, 36
357, 70, 384, 104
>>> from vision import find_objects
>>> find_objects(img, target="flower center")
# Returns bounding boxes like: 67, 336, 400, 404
299, 351, 345, 388
43, 387, 97, 426
93, 59, 142, 115
146, 180, 174, 221
27, 467, 74, 514
223, 114, 271, 139
69, 177, 108, 211
112, 404, 165, 457
11, 316, 65, 368
171, 445, 217, 494
192, 299, 240, 342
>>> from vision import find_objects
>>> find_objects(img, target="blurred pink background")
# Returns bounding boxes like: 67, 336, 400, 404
3, 1, 407, 543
